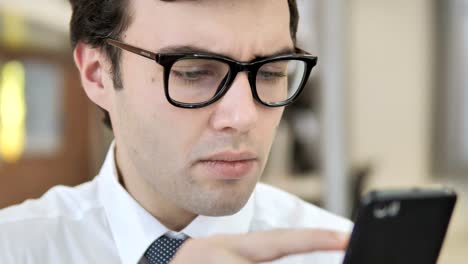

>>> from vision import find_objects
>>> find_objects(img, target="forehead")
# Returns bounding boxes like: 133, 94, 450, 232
126, 0, 293, 60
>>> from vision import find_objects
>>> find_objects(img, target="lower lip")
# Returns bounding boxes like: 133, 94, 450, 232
198, 160, 257, 179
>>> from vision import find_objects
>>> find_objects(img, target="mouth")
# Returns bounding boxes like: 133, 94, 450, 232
197, 151, 258, 180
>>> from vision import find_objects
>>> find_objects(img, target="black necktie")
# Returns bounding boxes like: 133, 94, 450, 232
144, 235, 189, 264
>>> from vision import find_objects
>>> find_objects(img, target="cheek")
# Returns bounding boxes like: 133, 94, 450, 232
114, 93, 209, 180
128, 94, 210, 166
254, 107, 284, 155
117, 58, 210, 158
155, 109, 209, 156
259, 107, 283, 134
112, 58, 175, 153
119, 50, 166, 98
117, 55, 169, 130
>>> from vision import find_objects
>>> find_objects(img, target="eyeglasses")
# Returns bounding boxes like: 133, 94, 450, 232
106, 39, 317, 108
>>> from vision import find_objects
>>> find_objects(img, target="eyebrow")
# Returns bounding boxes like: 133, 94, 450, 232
158, 45, 297, 61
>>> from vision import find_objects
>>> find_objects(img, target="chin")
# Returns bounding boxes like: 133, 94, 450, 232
174, 170, 259, 216
187, 184, 255, 216
197, 200, 248, 217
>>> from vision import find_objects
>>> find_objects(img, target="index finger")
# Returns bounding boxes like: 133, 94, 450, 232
211, 228, 349, 263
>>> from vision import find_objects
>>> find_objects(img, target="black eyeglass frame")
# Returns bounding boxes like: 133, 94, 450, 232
106, 38, 318, 108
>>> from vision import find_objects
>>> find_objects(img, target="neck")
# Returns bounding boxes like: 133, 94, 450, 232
114, 145, 197, 231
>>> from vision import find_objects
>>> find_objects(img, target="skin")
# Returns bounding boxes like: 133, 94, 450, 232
172, 229, 349, 263
74, 0, 350, 262
76, 0, 290, 230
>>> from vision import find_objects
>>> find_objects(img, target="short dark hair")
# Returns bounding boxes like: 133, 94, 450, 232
69, 0, 299, 129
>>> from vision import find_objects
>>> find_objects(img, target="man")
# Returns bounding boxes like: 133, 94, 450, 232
0, 0, 352, 263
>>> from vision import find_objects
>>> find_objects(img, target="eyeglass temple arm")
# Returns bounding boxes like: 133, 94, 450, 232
106, 38, 312, 59
106, 39, 158, 60
295, 47, 311, 55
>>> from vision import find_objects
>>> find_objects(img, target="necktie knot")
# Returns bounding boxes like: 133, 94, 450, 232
145, 235, 189, 264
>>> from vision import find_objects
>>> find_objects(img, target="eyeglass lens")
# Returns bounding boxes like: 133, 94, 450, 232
167, 58, 307, 104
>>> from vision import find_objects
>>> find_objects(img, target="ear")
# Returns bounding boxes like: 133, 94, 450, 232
73, 42, 112, 111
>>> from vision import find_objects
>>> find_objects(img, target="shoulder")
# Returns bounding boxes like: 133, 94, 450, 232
0, 179, 105, 259
0, 179, 100, 224
251, 183, 353, 232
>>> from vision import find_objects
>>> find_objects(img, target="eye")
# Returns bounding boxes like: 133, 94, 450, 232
258, 70, 287, 81
171, 69, 213, 81
258, 61, 289, 82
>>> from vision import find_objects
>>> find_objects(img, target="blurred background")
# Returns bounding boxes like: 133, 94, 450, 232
0, 0, 466, 263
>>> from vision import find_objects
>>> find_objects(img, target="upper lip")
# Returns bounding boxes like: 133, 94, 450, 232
200, 151, 258, 162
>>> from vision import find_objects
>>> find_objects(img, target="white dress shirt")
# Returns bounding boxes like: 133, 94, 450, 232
0, 144, 352, 264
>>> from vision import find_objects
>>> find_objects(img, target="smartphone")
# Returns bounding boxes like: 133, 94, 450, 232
343, 187, 457, 264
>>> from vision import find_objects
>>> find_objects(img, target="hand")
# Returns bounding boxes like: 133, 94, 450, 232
171, 228, 349, 264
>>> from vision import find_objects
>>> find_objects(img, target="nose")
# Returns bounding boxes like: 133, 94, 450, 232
209, 72, 258, 134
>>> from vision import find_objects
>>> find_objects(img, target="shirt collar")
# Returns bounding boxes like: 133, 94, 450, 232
97, 142, 255, 264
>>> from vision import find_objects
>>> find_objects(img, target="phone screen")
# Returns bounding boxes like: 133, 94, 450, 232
343, 189, 457, 264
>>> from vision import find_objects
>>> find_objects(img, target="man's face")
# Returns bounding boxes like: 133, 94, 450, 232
108, 0, 293, 216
